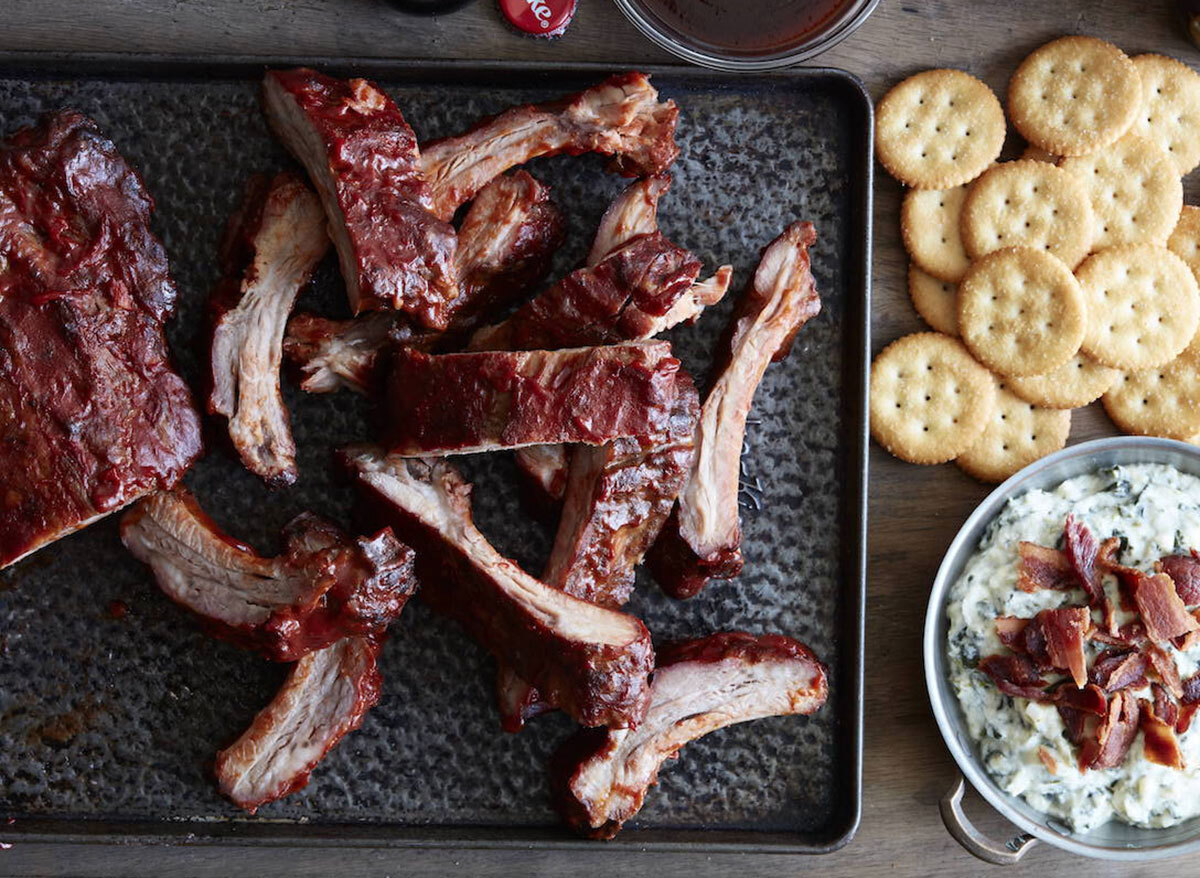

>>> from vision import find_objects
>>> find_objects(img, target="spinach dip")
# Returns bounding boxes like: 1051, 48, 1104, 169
947, 463, 1200, 832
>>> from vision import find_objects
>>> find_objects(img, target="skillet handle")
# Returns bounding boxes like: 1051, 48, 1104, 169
940, 774, 1039, 865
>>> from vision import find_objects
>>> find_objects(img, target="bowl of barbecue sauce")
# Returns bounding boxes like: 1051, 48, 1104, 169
613, 0, 879, 71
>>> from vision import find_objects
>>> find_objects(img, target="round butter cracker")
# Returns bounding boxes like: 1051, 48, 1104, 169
901, 184, 971, 282
1077, 243, 1200, 371
956, 382, 1072, 483
1008, 36, 1141, 157
1102, 343, 1200, 439
1060, 134, 1182, 249
876, 69, 1006, 189
957, 246, 1086, 376
1006, 352, 1118, 409
1129, 54, 1200, 176
870, 332, 997, 464
960, 160, 1094, 268
908, 264, 959, 336
1168, 205, 1200, 282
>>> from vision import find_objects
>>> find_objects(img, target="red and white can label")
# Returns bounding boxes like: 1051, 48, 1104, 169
499, 0, 577, 37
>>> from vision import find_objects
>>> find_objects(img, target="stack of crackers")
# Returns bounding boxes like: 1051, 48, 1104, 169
870, 36, 1200, 482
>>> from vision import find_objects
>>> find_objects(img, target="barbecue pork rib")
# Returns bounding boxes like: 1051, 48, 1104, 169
552, 631, 829, 839
282, 170, 564, 395
262, 68, 458, 328
498, 371, 700, 732
0, 111, 202, 570
121, 487, 417, 662
420, 72, 680, 221
384, 341, 680, 457
650, 222, 820, 599
344, 446, 654, 728
209, 173, 329, 486
215, 634, 383, 812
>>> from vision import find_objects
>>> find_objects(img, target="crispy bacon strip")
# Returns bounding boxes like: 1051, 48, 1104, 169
1079, 690, 1139, 771
1088, 650, 1149, 691
1140, 699, 1185, 769
214, 634, 383, 812
1040, 607, 1090, 688
1064, 515, 1104, 606
1017, 542, 1076, 592
1057, 685, 1108, 746
1129, 571, 1200, 644
209, 173, 329, 486
1158, 550, 1200, 606
420, 72, 680, 221
979, 654, 1047, 700
1146, 642, 1185, 699
120, 487, 417, 662
551, 632, 827, 839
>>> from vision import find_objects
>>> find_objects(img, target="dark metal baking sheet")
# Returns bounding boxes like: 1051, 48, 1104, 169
0, 55, 869, 855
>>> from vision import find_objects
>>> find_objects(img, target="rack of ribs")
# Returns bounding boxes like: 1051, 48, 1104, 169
282, 170, 564, 395
344, 446, 654, 728
121, 487, 417, 662
420, 72, 680, 221
552, 631, 828, 838
649, 221, 821, 599
0, 111, 202, 570
262, 68, 458, 329
209, 172, 330, 486
384, 341, 681, 457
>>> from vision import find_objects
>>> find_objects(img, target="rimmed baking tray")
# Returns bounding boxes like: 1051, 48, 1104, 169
0, 56, 869, 855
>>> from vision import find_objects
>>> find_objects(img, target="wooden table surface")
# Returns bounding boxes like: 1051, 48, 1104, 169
2, 1, 1197, 875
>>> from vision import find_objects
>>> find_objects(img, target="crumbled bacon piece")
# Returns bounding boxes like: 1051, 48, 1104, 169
979, 653, 1047, 700
1064, 515, 1104, 605
1090, 621, 1148, 649
1129, 571, 1200, 644
1088, 650, 1148, 692
1040, 607, 1090, 688
1153, 682, 1180, 728
1140, 699, 1185, 769
1178, 704, 1199, 735
1037, 746, 1058, 775
1079, 691, 1139, 771
1056, 684, 1106, 746
1017, 542, 1077, 592
1158, 550, 1200, 606
1183, 672, 1200, 704
1146, 643, 1184, 700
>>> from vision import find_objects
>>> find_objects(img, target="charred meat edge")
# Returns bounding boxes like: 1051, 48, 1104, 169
262, 68, 458, 328
120, 487, 417, 662
552, 631, 828, 838
420, 72, 680, 221
650, 221, 820, 599
344, 446, 654, 728
209, 172, 329, 486
215, 634, 384, 812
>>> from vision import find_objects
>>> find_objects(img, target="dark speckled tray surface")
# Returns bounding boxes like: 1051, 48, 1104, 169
0, 57, 869, 854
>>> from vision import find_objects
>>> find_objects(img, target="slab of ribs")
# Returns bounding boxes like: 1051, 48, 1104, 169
0, 111, 201, 569
0, 68, 831, 835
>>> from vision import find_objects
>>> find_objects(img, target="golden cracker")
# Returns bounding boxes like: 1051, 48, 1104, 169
1129, 54, 1200, 175
1077, 243, 1200, 371
876, 69, 1006, 189
1007, 36, 1141, 157
960, 160, 1094, 268
1021, 144, 1060, 163
1167, 204, 1200, 282
1060, 134, 1182, 249
957, 246, 1086, 376
956, 382, 1072, 483
1006, 352, 1118, 409
1102, 342, 1200, 439
908, 264, 959, 336
869, 332, 997, 464
901, 184, 971, 282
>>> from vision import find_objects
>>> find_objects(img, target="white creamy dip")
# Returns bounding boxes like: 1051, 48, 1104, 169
947, 463, 1200, 832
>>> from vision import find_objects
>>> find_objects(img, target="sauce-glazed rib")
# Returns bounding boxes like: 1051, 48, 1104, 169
344, 447, 654, 728
384, 341, 680, 456
215, 634, 384, 812
121, 487, 417, 662
650, 221, 820, 599
262, 68, 458, 328
209, 173, 329, 486
552, 632, 828, 838
0, 111, 201, 569
420, 72, 680, 221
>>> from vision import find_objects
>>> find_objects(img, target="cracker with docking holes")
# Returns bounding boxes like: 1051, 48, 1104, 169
1102, 341, 1200, 439
1006, 352, 1118, 409
876, 69, 1006, 189
908, 265, 959, 336
1168, 205, 1200, 281
1076, 243, 1200, 371
1060, 134, 1182, 249
956, 382, 1072, 483
957, 246, 1086, 377
1007, 36, 1141, 157
959, 160, 1094, 268
901, 184, 971, 282
1129, 54, 1200, 175
869, 332, 997, 465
